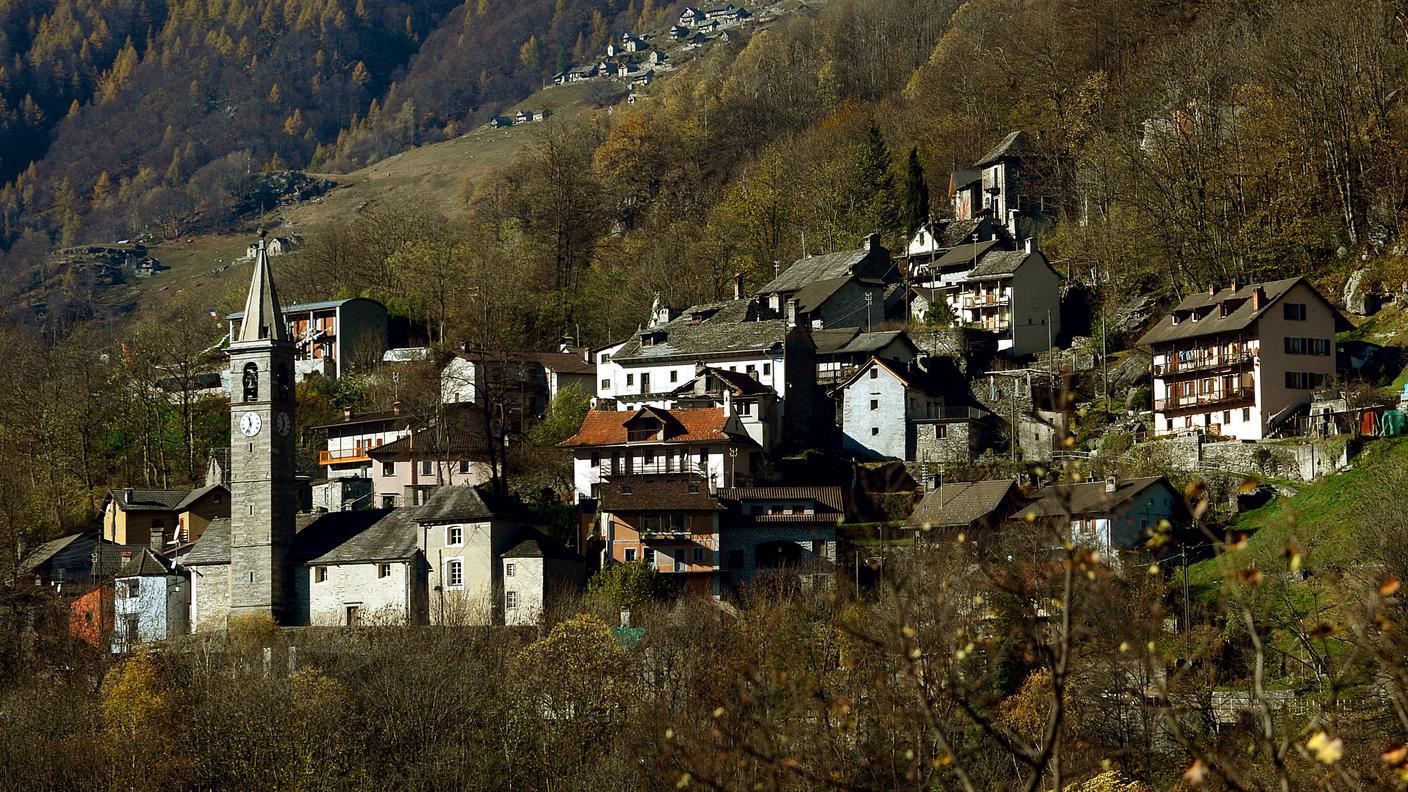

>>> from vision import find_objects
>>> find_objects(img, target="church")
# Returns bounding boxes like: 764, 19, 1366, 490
177, 237, 583, 631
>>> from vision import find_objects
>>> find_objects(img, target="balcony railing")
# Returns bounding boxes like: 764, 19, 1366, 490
320, 448, 371, 465
1154, 386, 1254, 414
1153, 352, 1255, 378
912, 405, 987, 422
961, 295, 1011, 309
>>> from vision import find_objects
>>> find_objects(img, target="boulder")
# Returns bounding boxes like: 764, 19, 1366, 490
1343, 268, 1382, 316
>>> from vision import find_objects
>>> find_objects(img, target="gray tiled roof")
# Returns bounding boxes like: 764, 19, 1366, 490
109, 489, 190, 510
1020, 477, 1176, 520
19, 533, 85, 572
1135, 277, 1339, 347
183, 510, 394, 566
967, 250, 1035, 279
759, 248, 869, 295
502, 527, 581, 560
975, 130, 1029, 167
931, 240, 1001, 270
905, 479, 1019, 529
612, 300, 788, 362
306, 508, 421, 565
413, 485, 500, 523
116, 548, 176, 577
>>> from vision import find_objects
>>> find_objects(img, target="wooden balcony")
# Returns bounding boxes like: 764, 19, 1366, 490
320, 448, 371, 465
1154, 386, 1254, 415
1153, 352, 1255, 378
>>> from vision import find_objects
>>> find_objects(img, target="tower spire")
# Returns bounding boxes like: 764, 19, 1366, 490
237, 231, 289, 343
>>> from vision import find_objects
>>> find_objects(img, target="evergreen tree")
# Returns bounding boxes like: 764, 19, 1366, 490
902, 146, 930, 237
848, 123, 900, 241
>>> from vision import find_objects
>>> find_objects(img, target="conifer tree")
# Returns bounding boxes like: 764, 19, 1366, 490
902, 146, 930, 237
848, 123, 900, 241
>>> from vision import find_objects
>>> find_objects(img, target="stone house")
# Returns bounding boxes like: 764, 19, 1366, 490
1137, 277, 1348, 440
717, 486, 842, 585
755, 235, 897, 329
968, 131, 1053, 242
813, 328, 919, 388
101, 485, 230, 551
949, 242, 1064, 357
561, 406, 759, 501
834, 357, 986, 463
1019, 476, 1188, 565
111, 549, 189, 652
501, 533, 583, 626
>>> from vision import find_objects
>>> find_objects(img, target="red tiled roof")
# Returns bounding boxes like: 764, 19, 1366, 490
560, 407, 738, 447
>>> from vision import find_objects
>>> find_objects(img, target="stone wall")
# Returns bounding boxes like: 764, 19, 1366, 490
913, 421, 980, 468
720, 527, 837, 582
1133, 434, 1356, 482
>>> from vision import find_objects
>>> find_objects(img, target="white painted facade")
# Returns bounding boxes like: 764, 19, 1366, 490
307, 558, 418, 626
571, 442, 753, 502
113, 572, 189, 651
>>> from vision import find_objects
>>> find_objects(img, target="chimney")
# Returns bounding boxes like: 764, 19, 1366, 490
620, 608, 631, 628
1105, 475, 1118, 494
1023, 237, 1034, 254
343, 407, 353, 421
864, 233, 881, 252
124, 487, 134, 504
722, 389, 733, 417
1252, 287, 1265, 310
392, 400, 402, 416
1230, 278, 1240, 292
733, 272, 744, 300
785, 298, 799, 329
1207, 285, 1216, 296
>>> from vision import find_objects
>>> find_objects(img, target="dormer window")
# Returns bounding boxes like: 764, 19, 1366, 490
626, 416, 664, 442
641, 332, 665, 348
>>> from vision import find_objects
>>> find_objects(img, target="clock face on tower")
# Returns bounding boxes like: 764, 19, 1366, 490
240, 411, 263, 437
276, 412, 292, 437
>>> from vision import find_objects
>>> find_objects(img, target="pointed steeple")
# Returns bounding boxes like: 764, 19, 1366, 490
236, 232, 289, 343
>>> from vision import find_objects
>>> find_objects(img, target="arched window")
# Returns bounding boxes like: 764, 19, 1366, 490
242, 363, 258, 402
446, 559, 463, 588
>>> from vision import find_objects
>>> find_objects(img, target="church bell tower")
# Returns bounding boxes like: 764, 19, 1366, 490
227, 234, 298, 622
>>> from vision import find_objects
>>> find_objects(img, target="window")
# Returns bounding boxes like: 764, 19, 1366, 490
935, 424, 947, 439
346, 605, 360, 627
506, 563, 516, 577
762, 363, 771, 376
446, 559, 464, 588
693, 547, 705, 563
382, 461, 394, 477
590, 452, 600, 468
378, 563, 391, 578
644, 548, 656, 568
1285, 372, 1326, 389
627, 373, 635, 386
1243, 407, 1251, 421
1285, 337, 1307, 355
625, 548, 638, 562
1284, 303, 1307, 321
1223, 411, 1231, 424
315, 566, 327, 583
421, 459, 433, 475
869, 399, 878, 411
869, 368, 878, 379
448, 526, 463, 545
458, 460, 470, 474
644, 450, 655, 464
871, 427, 880, 436
675, 553, 686, 572
382, 495, 396, 508
506, 591, 519, 609
1312, 338, 1331, 356
737, 401, 752, 416
601, 377, 611, 389
669, 370, 679, 383
641, 373, 651, 392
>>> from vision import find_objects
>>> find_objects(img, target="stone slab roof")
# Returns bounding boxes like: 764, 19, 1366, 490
1135, 277, 1344, 347
905, 479, 1020, 529
1019, 476, 1180, 521
306, 508, 421, 565
975, 130, 1030, 167
612, 299, 788, 363
116, 547, 177, 578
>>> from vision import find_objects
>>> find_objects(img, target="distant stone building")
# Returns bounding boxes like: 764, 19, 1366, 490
228, 296, 388, 380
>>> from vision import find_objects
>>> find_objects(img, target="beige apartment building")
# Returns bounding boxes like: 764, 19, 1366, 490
1138, 277, 1347, 440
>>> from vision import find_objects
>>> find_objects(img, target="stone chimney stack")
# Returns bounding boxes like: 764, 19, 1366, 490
785, 298, 799, 329
343, 407, 353, 421
392, 400, 402, 416
1105, 475, 1118, 494
1230, 278, 1240, 292
733, 272, 744, 300
1207, 284, 1216, 296
1252, 286, 1265, 310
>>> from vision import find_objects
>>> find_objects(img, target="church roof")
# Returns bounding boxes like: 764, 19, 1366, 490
182, 510, 393, 566
233, 237, 290, 344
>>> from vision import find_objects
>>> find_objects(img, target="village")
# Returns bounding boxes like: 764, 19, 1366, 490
17, 128, 1393, 654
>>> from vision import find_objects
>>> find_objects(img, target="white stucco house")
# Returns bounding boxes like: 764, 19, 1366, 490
112, 549, 189, 652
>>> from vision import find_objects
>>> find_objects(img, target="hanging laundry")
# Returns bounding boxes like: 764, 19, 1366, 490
1382, 408, 1407, 437
1361, 410, 1380, 437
